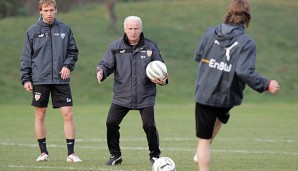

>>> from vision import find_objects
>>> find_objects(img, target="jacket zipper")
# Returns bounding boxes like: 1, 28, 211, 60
50, 25, 54, 82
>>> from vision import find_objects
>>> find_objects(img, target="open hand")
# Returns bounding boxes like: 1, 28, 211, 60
96, 67, 103, 84
151, 74, 168, 85
60, 67, 70, 80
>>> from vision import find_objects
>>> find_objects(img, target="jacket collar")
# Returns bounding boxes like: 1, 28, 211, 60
123, 32, 145, 48
37, 17, 59, 27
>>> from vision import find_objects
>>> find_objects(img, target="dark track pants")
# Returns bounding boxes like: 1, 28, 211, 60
106, 103, 161, 158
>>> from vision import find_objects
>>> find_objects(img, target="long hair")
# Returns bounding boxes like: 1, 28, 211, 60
224, 0, 251, 28
39, 0, 57, 11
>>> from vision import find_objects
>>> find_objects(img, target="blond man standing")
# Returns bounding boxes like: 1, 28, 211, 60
20, 0, 81, 162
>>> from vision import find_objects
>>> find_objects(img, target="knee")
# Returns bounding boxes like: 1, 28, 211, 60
106, 118, 117, 128
143, 123, 156, 132
35, 108, 46, 120
61, 107, 74, 122
63, 112, 74, 122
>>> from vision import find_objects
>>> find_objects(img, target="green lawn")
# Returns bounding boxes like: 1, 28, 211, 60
0, 103, 297, 171
0, 0, 297, 170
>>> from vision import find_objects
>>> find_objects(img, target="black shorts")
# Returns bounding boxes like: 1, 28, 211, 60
195, 102, 232, 139
32, 84, 73, 108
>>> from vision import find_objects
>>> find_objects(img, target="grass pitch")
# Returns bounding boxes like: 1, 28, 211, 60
1, 0, 297, 170
0, 103, 297, 171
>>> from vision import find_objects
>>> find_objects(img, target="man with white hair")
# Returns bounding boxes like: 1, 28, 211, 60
96, 16, 168, 165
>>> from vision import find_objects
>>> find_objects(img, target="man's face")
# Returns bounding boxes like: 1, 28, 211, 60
40, 4, 56, 24
124, 20, 142, 44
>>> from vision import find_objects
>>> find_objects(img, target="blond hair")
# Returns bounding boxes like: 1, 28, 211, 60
39, 0, 57, 11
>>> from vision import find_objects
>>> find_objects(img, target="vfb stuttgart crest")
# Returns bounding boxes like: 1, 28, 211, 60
60, 33, 65, 39
35, 92, 41, 101
147, 50, 152, 57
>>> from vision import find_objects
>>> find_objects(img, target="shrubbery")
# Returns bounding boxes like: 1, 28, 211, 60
0, 0, 103, 18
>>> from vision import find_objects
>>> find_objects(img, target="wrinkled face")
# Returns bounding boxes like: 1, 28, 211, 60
124, 20, 142, 45
40, 4, 57, 24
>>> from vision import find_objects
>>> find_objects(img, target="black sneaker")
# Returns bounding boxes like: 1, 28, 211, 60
150, 157, 159, 165
105, 156, 122, 165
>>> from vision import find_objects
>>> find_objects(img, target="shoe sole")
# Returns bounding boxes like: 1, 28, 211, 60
36, 158, 48, 162
105, 158, 122, 165
105, 162, 122, 166
67, 158, 82, 162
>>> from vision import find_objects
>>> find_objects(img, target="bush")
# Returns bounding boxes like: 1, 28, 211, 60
0, 0, 104, 18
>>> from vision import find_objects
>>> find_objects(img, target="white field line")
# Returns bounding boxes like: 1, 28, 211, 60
75, 137, 296, 143
1, 139, 297, 156
75, 137, 195, 142
8, 165, 133, 171
1, 137, 294, 143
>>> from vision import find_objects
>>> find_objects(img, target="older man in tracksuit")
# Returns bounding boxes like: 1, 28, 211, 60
96, 16, 168, 166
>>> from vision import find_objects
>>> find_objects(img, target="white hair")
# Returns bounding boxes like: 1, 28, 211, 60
124, 16, 142, 29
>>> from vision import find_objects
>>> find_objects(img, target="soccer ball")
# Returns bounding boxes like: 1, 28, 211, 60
146, 60, 167, 80
152, 157, 176, 171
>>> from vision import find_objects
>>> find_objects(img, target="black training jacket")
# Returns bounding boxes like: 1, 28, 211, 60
97, 33, 166, 109
194, 23, 269, 107
20, 18, 78, 85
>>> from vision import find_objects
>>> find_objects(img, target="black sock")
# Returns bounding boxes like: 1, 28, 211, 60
37, 138, 48, 155
66, 139, 75, 155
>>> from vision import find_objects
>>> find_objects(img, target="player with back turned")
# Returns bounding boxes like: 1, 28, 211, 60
193, 0, 280, 170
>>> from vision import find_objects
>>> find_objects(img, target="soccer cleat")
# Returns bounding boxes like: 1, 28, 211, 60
105, 156, 122, 165
193, 154, 198, 162
36, 153, 48, 162
150, 157, 159, 165
67, 153, 82, 162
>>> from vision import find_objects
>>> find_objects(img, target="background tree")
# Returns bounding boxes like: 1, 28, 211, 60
106, 0, 118, 33
0, 0, 104, 18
